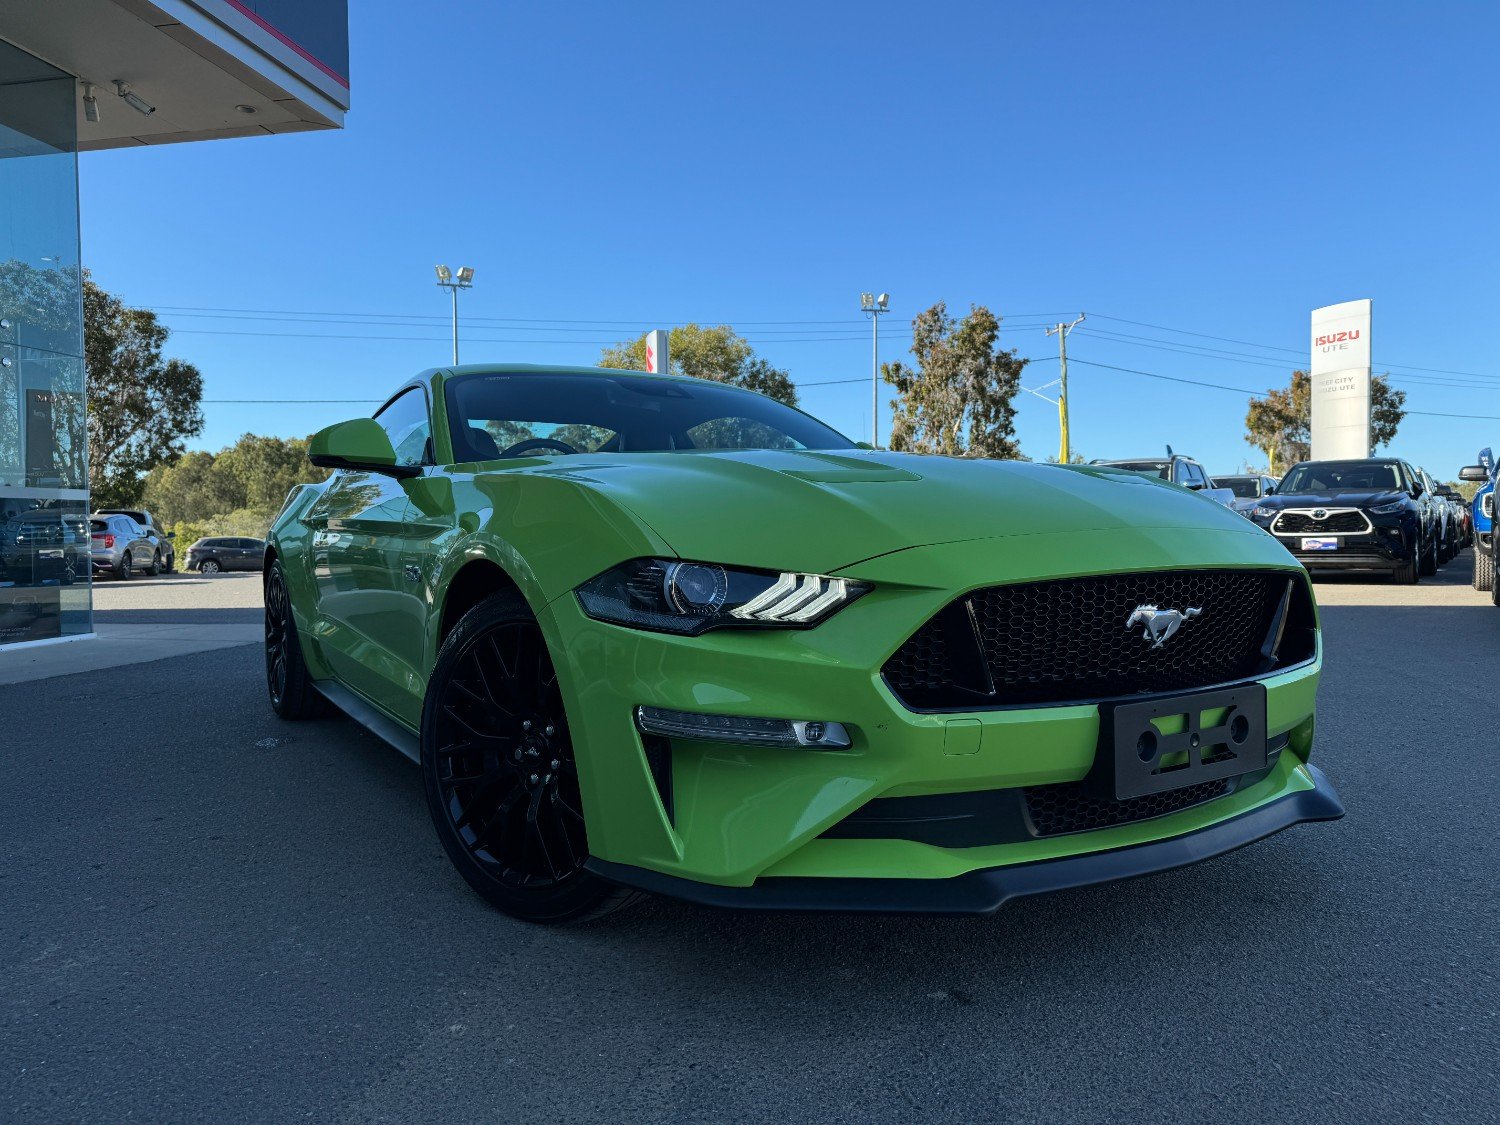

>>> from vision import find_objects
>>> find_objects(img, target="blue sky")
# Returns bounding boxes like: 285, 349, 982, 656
78, 0, 1500, 478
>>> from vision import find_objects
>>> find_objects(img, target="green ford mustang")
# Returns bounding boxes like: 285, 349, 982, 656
265, 363, 1343, 923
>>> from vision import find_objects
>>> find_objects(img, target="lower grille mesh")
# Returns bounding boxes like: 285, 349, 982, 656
1024, 778, 1230, 837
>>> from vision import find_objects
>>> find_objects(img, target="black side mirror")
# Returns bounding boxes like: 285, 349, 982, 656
1264, 484, 1276, 495
1459, 464, 1489, 482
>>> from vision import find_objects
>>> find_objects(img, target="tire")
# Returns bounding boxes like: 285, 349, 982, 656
199, 558, 221, 574
1475, 548, 1494, 592
1419, 534, 1437, 577
115, 551, 132, 580
164, 553, 175, 574
147, 550, 162, 577
264, 560, 329, 719
421, 590, 642, 925
1394, 553, 1419, 585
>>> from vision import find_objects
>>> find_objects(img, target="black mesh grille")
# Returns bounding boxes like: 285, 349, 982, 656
1273, 511, 1368, 534
1024, 778, 1230, 837
883, 569, 1315, 710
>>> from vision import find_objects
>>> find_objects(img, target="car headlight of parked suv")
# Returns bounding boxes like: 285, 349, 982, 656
1252, 504, 1278, 519
1368, 500, 1407, 515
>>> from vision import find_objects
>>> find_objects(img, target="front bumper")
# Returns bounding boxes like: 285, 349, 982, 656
542, 527, 1327, 894
588, 764, 1343, 914
1256, 516, 1414, 571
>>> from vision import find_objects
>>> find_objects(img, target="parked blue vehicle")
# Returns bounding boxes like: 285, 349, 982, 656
1459, 448, 1495, 592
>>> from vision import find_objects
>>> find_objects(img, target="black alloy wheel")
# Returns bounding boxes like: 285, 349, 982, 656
422, 591, 639, 924
116, 551, 132, 580
148, 550, 162, 576
264, 561, 326, 718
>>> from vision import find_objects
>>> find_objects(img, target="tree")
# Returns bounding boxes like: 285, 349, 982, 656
1245, 370, 1406, 472
84, 278, 204, 506
599, 324, 798, 406
883, 302, 1027, 458
143, 434, 328, 527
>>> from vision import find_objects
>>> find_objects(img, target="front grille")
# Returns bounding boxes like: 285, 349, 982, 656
1272, 510, 1370, 535
882, 569, 1315, 710
1024, 778, 1230, 837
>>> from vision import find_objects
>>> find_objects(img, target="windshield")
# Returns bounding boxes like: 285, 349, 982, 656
1214, 476, 1261, 498
1097, 460, 1171, 480
444, 372, 854, 460
1279, 461, 1402, 493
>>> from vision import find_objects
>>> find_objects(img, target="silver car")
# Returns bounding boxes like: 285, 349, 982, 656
89, 514, 159, 579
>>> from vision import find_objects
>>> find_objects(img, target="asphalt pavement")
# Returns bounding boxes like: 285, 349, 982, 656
2, 558, 1496, 1122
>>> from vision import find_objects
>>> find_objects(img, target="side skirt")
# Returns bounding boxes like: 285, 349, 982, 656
313, 679, 421, 763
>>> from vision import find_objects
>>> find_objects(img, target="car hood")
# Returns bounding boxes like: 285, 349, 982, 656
1256, 489, 1407, 511
514, 449, 1264, 574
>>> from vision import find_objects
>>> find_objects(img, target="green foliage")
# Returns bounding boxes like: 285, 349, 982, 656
169, 505, 282, 554
1245, 370, 1406, 473
883, 302, 1027, 459
600, 324, 798, 406
84, 277, 204, 507
145, 433, 328, 528
1449, 480, 1482, 503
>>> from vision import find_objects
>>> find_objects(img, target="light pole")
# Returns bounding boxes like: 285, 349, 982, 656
435, 264, 475, 364
860, 292, 890, 448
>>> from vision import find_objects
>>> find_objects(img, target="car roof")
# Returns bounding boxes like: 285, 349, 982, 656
416, 363, 738, 393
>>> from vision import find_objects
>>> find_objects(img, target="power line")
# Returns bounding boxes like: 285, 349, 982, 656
1067, 358, 1260, 395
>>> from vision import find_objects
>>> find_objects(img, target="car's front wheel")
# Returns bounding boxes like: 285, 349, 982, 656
199, 559, 221, 574
1474, 548, 1494, 592
265, 560, 328, 719
421, 591, 639, 924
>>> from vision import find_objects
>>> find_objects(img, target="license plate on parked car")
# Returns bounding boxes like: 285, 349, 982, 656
1091, 684, 1268, 801
1301, 537, 1338, 550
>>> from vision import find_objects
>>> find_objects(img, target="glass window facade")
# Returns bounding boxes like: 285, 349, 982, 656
0, 41, 89, 645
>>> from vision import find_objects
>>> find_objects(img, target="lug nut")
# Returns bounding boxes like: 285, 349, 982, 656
522, 720, 532, 731
544, 724, 555, 736
529, 773, 539, 784
550, 759, 560, 770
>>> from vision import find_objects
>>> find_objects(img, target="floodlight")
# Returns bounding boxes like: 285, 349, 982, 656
435, 264, 452, 283
860, 293, 874, 310
455, 266, 474, 284
877, 293, 889, 310
113, 80, 154, 117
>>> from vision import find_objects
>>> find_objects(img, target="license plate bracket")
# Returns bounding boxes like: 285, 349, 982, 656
1091, 684, 1268, 801
1301, 537, 1338, 550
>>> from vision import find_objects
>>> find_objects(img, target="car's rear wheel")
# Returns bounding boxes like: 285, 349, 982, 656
115, 551, 132, 580
265, 560, 328, 719
421, 591, 639, 924
1475, 548, 1495, 591
148, 550, 162, 576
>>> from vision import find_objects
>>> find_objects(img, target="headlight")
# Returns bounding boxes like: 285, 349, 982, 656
1252, 505, 1277, 519
1369, 500, 1406, 515
577, 558, 871, 635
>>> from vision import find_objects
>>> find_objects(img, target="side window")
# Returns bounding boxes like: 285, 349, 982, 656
374, 388, 432, 467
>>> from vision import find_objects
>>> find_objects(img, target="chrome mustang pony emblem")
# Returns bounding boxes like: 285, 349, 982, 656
1126, 604, 1202, 649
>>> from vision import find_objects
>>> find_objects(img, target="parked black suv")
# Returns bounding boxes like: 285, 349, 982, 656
1247, 458, 1432, 583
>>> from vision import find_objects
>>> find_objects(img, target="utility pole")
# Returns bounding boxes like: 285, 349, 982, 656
434, 264, 476, 364
1046, 312, 1086, 463
860, 292, 890, 447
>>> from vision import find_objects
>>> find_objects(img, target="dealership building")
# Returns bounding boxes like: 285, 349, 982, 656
0, 1, 348, 647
